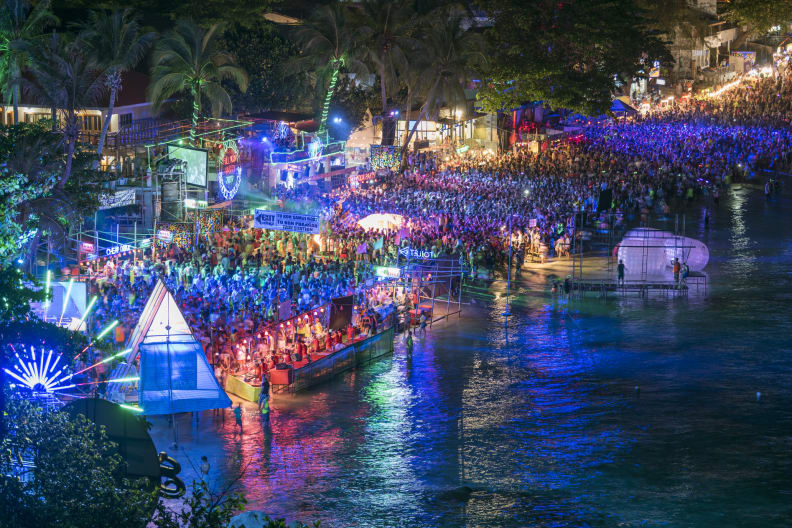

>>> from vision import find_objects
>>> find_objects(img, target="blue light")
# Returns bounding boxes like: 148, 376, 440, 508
5, 346, 74, 393
333, 117, 343, 124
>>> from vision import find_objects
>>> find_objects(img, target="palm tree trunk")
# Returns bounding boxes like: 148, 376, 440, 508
60, 137, 76, 189
379, 58, 396, 145
12, 85, 20, 125
379, 59, 387, 115
97, 74, 120, 159
400, 85, 412, 147
190, 85, 200, 145
400, 78, 440, 164
51, 107, 57, 131
59, 115, 78, 189
319, 61, 341, 132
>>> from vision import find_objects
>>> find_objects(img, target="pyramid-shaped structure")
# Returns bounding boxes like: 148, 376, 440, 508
107, 280, 230, 414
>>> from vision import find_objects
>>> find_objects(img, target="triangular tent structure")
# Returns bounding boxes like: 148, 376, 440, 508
107, 280, 230, 414
610, 99, 638, 116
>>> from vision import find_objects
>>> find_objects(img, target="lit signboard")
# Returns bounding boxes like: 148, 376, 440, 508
398, 247, 433, 260
374, 266, 401, 279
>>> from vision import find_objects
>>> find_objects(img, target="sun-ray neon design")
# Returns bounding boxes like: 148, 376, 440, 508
5, 346, 75, 393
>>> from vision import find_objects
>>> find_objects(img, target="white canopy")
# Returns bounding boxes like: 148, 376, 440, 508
357, 213, 405, 232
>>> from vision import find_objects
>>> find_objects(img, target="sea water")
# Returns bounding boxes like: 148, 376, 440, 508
152, 184, 792, 527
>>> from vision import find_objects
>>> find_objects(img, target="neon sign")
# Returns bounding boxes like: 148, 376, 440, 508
105, 244, 132, 257
398, 247, 433, 260
219, 166, 242, 200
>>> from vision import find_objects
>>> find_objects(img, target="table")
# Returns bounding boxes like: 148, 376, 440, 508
224, 374, 262, 402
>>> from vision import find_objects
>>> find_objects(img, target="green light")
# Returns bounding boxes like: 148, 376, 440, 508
119, 404, 144, 413
96, 320, 119, 340
102, 348, 131, 364
319, 59, 343, 132
58, 278, 74, 326
108, 376, 139, 383
43, 270, 52, 314
76, 296, 98, 329
144, 118, 252, 148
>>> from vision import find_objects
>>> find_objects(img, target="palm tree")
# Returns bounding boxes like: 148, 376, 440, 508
292, 4, 368, 133
148, 20, 248, 144
0, 0, 57, 124
401, 10, 487, 155
76, 8, 156, 158
354, 0, 417, 145
26, 39, 106, 188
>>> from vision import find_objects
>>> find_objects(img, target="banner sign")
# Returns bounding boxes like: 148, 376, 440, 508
156, 229, 173, 243
253, 209, 320, 234
374, 266, 401, 279
529, 218, 537, 228
105, 243, 132, 257
398, 247, 433, 260
98, 189, 136, 210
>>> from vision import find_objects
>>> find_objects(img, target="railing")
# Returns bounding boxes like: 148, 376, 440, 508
287, 326, 395, 393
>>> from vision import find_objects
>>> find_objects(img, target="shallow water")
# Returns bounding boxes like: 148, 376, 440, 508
152, 184, 792, 527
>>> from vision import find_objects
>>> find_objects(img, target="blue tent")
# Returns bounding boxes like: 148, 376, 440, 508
108, 280, 230, 414
610, 99, 638, 115
139, 337, 230, 415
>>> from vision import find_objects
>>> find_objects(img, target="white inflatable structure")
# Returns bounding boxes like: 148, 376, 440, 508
664, 236, 709, 271
617, 228, 709, 277
617, 228, 671, 277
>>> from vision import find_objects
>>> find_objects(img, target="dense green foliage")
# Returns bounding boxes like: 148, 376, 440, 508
148, 20, 248, 141
218, 21, 312, 115
476, 0, 670, 115
725, 0, 792, 34
0, 399, 157, 528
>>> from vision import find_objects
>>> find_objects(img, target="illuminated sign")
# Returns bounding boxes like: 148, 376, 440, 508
157, 230, 173, 243
80, 242, 95, 253
105, 244, 132, 257
374, 266, 401, 279
253, 209, 320, 234
184, 198, 208, 209
218, 166, 242, 200
398, 247, 433, 260
456, 144, 470, 154
649, 60, 660, 78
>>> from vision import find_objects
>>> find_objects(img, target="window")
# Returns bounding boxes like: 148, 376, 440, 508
118, 113, 132, 127
82, 115, 101, 131
25, 113, 51, 123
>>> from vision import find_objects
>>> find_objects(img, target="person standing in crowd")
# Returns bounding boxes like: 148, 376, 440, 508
200, 456, 210, 483
233, 403, 243, 433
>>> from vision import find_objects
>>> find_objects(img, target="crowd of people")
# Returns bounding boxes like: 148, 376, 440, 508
68, 62, 792, 397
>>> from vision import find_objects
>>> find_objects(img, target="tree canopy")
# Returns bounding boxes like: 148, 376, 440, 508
476, 0, 671, 115
0, 399, 156, 528
725, 0, 792, 34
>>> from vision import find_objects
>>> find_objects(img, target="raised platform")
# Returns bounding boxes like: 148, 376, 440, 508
570, 272, 707, 298
271, 327, 395, 397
